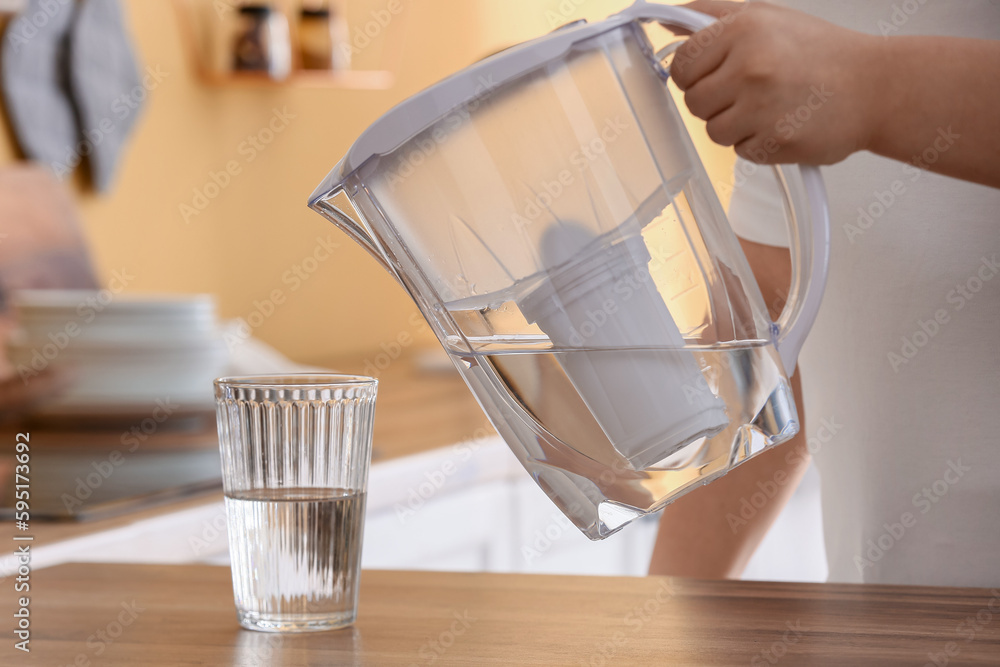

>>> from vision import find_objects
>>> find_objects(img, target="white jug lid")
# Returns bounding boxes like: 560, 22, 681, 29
308, 2, 714, 205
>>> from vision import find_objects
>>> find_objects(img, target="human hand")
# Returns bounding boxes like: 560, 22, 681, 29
671, 1, 883, 165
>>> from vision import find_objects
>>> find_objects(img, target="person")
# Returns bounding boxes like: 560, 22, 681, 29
649, 0, 1000, 587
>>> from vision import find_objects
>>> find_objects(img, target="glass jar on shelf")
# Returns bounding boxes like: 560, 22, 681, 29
231, 3, 292, 80
299, 2, 351, 71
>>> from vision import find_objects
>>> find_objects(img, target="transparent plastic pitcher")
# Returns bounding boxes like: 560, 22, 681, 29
308, 1, 831, 539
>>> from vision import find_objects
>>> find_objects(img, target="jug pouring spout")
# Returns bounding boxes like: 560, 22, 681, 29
309, 176, 393, 274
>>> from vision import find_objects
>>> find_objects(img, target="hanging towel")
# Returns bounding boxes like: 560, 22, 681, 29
68, 0, 145, 192
0, 0, 80, 178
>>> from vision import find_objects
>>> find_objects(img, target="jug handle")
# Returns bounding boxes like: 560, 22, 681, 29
629, 1, 831, 373
770, 165, 830, 374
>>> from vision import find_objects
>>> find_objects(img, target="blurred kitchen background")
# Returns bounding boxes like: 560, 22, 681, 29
0, 0, 825, 582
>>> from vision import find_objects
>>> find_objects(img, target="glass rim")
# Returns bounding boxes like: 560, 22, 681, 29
214, 374, 378, 390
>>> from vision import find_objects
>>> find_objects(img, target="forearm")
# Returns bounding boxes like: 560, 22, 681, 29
649, 373, 810, 578
864, 36, 1000, 189
676, 2, 1000, 187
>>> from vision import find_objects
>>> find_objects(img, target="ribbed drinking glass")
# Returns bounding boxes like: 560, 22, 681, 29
214, 374, 377, 633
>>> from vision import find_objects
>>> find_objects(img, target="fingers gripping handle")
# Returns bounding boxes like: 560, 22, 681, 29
629, 1, 831, 373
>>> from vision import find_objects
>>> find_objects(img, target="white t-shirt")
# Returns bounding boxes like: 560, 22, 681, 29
731, 0, 1000, 587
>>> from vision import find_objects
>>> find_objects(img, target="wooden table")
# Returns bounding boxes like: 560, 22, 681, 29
5, 563, 999, 666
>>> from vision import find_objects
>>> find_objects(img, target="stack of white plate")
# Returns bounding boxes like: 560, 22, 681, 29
7, 290, 229, 414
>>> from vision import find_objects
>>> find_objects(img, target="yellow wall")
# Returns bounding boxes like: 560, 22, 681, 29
0, 0, 731, 365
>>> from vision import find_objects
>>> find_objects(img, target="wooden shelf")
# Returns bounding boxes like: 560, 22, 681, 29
171, 0, 405, 91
